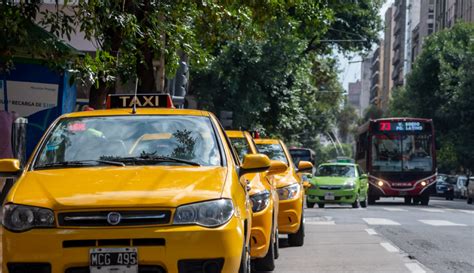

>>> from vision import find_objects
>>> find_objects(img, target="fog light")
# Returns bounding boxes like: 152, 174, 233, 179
377, 181, 384, 187
421, 181, 427, 187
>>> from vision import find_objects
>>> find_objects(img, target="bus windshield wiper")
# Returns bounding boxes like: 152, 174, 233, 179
35, 159, 125, 169
103, 155, 200, 166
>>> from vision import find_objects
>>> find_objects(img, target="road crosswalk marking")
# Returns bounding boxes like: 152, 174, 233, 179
382, 208, 407, 212
380, 242, 399, 253
419, 208, 445, 213
459, 209, 474, 214
363, 218, 401, 225
405, 263, 426, 273
365, 228, 377, 235
418, 220, 467, 226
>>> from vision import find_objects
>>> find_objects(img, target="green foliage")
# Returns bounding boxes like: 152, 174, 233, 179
336, 102, 358, 143
388, 23, 474, 172
314, 143, 353, 167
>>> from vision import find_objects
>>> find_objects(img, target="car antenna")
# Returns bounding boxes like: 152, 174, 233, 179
132, 77, 138, 114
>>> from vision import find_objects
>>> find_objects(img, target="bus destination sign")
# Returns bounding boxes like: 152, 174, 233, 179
377, 121, 424, 132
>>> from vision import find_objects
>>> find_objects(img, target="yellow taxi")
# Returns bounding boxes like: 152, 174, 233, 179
226, 130, 287, 271
254, 138, 313, 247
0, 94, 272, 273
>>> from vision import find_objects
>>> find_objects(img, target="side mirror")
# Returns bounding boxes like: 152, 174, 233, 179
297, 161, 313, 173
240, 154, 271, 177
0, 159, 21, 177
360, 174, 368, 179
267, 160, 288, 176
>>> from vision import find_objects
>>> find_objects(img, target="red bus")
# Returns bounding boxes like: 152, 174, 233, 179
356, 118, 437, 205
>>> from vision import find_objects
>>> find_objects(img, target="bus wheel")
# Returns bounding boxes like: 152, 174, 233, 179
468, 198, 473, 204
421, 195, 430, 206
368, 196, 376, 205
413, 196, 421, 205
404, 196, 412, 205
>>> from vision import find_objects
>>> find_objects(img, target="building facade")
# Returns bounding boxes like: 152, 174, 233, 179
370, 44, 384, 109
348, 80, 362, 115
392, 0, 408, 88
436, 0, 474, 31
360, 56, 372, 117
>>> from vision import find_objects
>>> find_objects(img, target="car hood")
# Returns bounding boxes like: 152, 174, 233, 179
311, 176, 356, 186
8, 166, 227, 210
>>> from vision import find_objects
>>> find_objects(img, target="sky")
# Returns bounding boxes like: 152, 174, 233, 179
337, 0, 395, 91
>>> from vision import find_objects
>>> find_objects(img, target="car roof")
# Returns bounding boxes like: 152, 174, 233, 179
62, 108, 210, 118
254, 138, 280, 145
226, 130, 246, 138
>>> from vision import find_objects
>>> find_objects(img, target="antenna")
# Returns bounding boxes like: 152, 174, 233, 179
132, 77, 138, 114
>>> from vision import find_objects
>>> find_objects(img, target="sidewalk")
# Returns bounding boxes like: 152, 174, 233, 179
273, 223, 430, 273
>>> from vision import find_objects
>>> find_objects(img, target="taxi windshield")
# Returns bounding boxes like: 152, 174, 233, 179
256, 143, 288, 165
34, 115, 222, 168
317, 165, 355, 178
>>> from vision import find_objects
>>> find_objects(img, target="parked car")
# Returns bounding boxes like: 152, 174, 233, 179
466, 177, 473, 204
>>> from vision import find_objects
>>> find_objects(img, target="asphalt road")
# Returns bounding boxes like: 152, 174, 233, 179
269, 197, 474, 273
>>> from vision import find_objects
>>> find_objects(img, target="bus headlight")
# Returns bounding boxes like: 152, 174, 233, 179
377, 181, 384, 187
277, 183, 300, 200
421, 181, 427, 187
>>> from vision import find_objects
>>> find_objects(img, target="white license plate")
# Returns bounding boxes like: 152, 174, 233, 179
90, 248, 138, 273
324, 192, 335, 201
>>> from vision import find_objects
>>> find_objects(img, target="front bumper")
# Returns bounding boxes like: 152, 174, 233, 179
250, 204, 273, 258
277, 196, 302, 235
3, 216, 244, 273
306, 188, 357, 204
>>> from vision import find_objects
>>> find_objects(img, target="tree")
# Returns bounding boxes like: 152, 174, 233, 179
388, 23, 474, 172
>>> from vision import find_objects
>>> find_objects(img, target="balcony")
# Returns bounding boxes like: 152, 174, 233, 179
392, 51, 401, 65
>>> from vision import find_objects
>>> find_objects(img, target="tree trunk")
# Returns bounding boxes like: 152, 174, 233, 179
137, 44, 157, 93
88, 83, 109, 109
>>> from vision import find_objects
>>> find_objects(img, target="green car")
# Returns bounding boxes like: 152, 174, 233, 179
306, 163, 368, 208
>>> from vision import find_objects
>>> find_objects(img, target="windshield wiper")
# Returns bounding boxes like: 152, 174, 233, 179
102, 155, 200, 166
35, 159, 125, 169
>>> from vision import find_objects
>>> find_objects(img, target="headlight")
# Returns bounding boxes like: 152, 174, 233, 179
250, 190, 270, 212
3, 204, 55, 232
343, 183, 355, 189
277, 183, 300, 200
173, 199, 234, 227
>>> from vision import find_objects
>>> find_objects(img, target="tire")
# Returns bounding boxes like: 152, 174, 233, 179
468, 198, 473, 204
288, 215, 305, 247
307, 200, 315, 208
352, 196, 360, 208
254, 229, 276, 271
274, 229, 279, 260
413, 196, 421, 205
317, 203, 325, 208
238, 244, 251, 273
404, 196, 412, 205
360, 197, 368, 208
420, 195, 430, 206
368, 196, 376, 205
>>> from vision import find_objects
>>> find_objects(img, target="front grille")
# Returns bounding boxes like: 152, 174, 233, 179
58, 210, 171, 227
66, 265, 165, 273
178, 258, 224, 273
63, 238, 166, 248
319, 185, 342, 190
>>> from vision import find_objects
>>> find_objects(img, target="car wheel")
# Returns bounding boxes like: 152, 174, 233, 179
468, 198, 473, 204
274, 228, 279, 260
317, 203, 325, 208
360, 197, 368, 208
352, 196, 360, 208
238, 243, 251, 273
288, 215, 305, 247
368, 196, 376, 205
420, 195, 430, 206
306, 200, 315, 208
254, 228, 276, 271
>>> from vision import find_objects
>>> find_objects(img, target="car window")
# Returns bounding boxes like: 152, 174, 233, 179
256, 143, 289, 165
229, 137, 251, 162
35, 115, 222, 167
317, 165, 355, 178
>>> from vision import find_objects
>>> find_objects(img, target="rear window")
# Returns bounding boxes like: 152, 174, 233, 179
256, 143, 288, 164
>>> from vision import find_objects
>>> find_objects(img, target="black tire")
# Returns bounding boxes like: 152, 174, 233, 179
360, 197, 368, 208
307, 200, 315, 208
254, 229, 276, 271
274, 229, 279, 260
352, 196, 360, 208
467, 198, 473, 204
238, 244, 251, 273
404, 196, 412, 205
368, 196, 376, 205
413, 196, 421, 205
317, 203, 325, 208
288, 216, 305, 247
420, 195, 430, 206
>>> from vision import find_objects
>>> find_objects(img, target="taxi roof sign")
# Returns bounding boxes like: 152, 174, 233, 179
106, 94, 174, 109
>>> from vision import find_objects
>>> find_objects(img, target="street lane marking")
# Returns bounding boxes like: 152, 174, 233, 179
365, 228, 377, 235
405, 263, 426, 273
306, 221, 335, 225
459, 210, 474, 214
418, 220, 467, 226
305, 216, 335, 225
419, 208, 444, 213
363, 218, 401, 225
380, 242, 399, 253
382, 208, 407, 212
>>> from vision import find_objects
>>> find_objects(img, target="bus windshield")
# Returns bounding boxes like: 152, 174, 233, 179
371, 133, 433, 172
